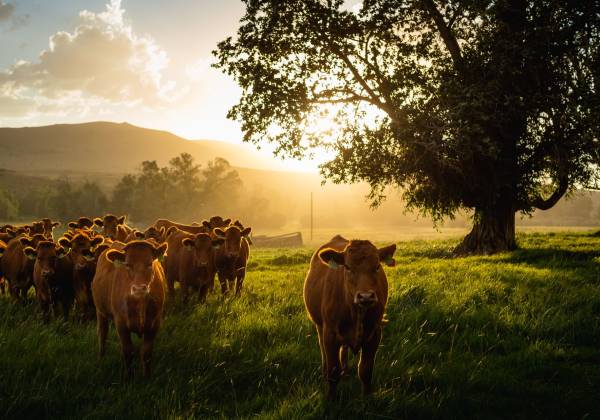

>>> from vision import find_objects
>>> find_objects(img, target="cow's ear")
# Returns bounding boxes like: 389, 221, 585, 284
91, 236, 104, 247
134, 231, 144, 239
378, 244, 397, 267
202, 220, 211, 228
52, 221, 61, 227
58, 237, 72, 249
214, 228, 226, 238
212, 238, 225, 249
182, 238, 194, 251
165, 226, 178, 238
106, 249, 126, 266
241, 227, 252, 237
159, 227, 165, 236
223, 218, 232, 225
93, 218, 104, 227
154, 243, 168, 261
117, 216, 126, 225
23, 246, 37, 260
56, 246, 70, 259
68, 222, 78, 229
19, 237, 33, 247
318, 248, 345, 269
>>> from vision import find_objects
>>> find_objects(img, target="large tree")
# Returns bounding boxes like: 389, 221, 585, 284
214, 0, 600, 253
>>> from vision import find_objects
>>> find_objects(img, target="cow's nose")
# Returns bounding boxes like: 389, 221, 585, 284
197, 262, 208, 267
41, 269, 54, 277
131, 284, 149, 296
354, 291, 378, 307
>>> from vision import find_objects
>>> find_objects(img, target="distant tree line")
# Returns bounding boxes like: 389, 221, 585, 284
0, 153, 285, 227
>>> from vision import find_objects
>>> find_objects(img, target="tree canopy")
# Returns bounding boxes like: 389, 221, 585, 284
215, 0, 600, 253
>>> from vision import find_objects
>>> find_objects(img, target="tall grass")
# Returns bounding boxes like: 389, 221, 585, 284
0, 232, 599, 419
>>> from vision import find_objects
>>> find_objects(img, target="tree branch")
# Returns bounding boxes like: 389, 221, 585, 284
421, 0, 463, 69
530, 147, 570, 211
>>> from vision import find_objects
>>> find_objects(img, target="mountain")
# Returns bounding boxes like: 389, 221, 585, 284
0, 121, 290, 174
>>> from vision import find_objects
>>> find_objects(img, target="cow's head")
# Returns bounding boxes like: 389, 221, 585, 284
319, 240, 396, 308
106, 240, 167, 297
28, 221, 45, 236
23, 241, 69, 278
19, 234, 47, 250
59, 232, 104, 270
214, 225, 251, 259
40, 218, 60, 239
202, 216, 232, 231
68, 217, 94, 230
182, 233, 224, 268
94, 215, 126, 239
143, 226, 165, 243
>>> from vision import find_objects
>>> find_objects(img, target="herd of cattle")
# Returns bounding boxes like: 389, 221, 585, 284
0, 214, 397, 399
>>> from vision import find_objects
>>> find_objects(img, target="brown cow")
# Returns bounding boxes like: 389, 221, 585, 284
179, 233, 224, 302
125, 226, 166, 244
303, 235, 396, 399
1, 234, 47, 301
92, 240, 167, 378
94, 215, 133, 241
39, 218, 61, 240
213, 225, 251, 296
24, 241, 72, 322
164, 227, 187, 296
58, 232, 104, 319
155, 216, 231, 235
67, 217, 95, 230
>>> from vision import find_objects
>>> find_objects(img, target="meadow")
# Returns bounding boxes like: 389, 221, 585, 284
1, 231, 599, 419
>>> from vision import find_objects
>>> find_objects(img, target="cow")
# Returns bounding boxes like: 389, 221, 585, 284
213, 225, 251, 296
26, 221, 45, 236
94, 215, 133, 241
1, 234, 47, 301
125, 226, 166, 244
92, 240, 167, 378
178, 233, 224, 302
164, 227, 187, 296
304, 236, 396, 399
67, 217, 95, 230
155, 216, 232, 235
24, 241, 72, 322
39, 218, 61, 240
58, 232, 104, 320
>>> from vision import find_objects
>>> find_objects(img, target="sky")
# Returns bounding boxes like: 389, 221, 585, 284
0, 0, 249, 142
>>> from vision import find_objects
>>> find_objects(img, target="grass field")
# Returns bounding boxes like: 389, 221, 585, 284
1, 231, 599, 419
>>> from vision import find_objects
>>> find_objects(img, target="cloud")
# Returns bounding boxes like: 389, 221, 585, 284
0, 0, 176, 119
0, 1, 14, 22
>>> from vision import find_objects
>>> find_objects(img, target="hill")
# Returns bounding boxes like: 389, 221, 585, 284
0, 121, 287, 174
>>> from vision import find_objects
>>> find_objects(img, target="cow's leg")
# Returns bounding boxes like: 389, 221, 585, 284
323, 326, 341, 400
116, 323, 134, 379
141, 330, 156, 377
181, 281, 189, 304
358, 325, 381, 395
218, 271, 228, 296
199, 284, 209, 303
316, 324, 326, 378
339, 345, 351, 377
235, 269, 245, 296
40, 299, 50, 324
97, 312, 109, 357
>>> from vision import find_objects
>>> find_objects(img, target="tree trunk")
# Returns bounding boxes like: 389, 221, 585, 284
454, 202, 516, 255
